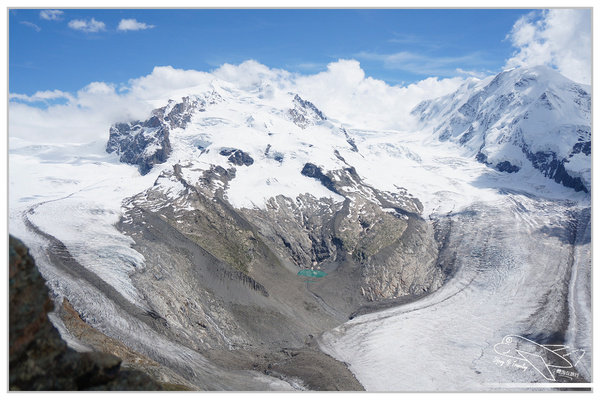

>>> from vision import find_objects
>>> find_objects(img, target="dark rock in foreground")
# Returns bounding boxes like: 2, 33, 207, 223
9, 235, 163, 391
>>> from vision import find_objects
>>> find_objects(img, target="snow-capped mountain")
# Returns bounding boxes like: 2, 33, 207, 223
8, 65, 591, 391
107, 82, 442, 301
412, 65, 591, 192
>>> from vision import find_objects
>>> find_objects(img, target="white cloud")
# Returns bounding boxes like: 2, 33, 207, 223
212, 60, 292, 90
20, 21, 41, 32
8, 60, 466, 143
117, 19, 155, 31
505, 9, 591, 84
210, 59, 464, 131
68, 18, 106, 33
455, 68, 488, 79
40, 10, 63, 21
9, 89, 74, 103
292, 59, 464, 131
9, 82, 153, 143
126, 66, 214, 102
357, 50, 488, 80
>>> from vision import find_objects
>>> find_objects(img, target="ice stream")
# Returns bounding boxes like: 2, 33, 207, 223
318, 193, 591, 391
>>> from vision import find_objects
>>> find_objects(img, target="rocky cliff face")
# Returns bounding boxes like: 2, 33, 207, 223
106, 93, 223, 175
9, 235, 164, 391
106, 116, 172, 176
243, 162, 441, 302
287, 94, 326, 129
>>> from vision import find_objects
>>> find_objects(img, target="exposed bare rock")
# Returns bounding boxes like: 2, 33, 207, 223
9, 235, 163, 391
106, 117, 172, 175
106, 93, 223, 175
287, 94, 326, 129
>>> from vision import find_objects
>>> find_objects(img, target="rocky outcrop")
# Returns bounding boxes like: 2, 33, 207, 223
246, 163, 441, 303
219, 148, 255, 166
300, 163, 338, 194
156, 96, 207, 130
9, 235, 163, 391
106, 116, 172, 175
287, 94, 326, 129
341, 127, 359, 152
107, 94, 223, 175
524, 148, 589, 193
476, 152, 521, 173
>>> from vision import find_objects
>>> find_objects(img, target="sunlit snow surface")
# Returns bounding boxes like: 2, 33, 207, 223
8, 74, 591, 391
319, 195, 591, 390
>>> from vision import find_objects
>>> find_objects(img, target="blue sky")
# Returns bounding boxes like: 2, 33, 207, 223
10, 8, 546, 97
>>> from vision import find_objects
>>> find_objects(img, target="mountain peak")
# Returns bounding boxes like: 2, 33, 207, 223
411, 65, 591, 193
287, 94, 327, 129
